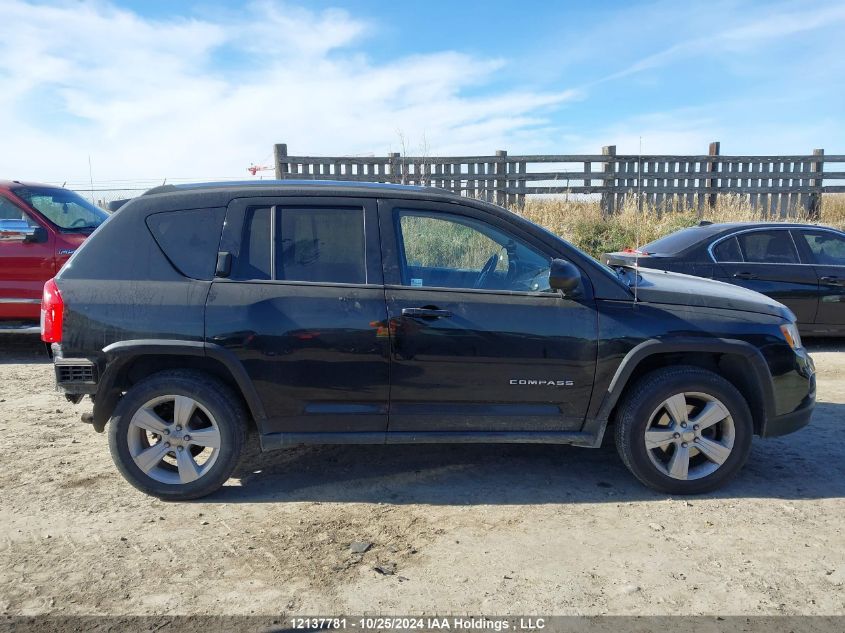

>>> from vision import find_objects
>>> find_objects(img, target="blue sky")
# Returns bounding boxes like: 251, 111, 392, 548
0, 0, 843, 184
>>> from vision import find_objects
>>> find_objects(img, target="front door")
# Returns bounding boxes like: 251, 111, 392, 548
794, 228, 845, 330
0, 195, 54, 320
378, 199, 598, 433
206, 197, 390, 435
712, 228, 817, 325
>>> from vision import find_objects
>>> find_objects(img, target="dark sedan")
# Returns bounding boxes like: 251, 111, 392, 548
604, 222, 845, 336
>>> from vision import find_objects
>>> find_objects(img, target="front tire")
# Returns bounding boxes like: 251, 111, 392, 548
108, 370, 247, 500
614, 366, 753, 495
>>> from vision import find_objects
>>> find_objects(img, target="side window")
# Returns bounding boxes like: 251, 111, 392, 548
146, 208, 226, 280
712, 236, 743, 262
233, 207, 272, 280
799, 230, 845, 266
0, 197, 37, 225
396, 210, 551, 292
231, 206, 366, 284
736, 231, 799, 264
277, 208, 365, 284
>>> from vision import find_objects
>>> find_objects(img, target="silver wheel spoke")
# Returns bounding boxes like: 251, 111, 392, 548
173, 395, 196, 428
134, 442, 171, 473
663, 393, 689, 425
176, 449, 201, 483
132, 408, 169, 435
667, 444, 690, 479
129, 394, 221, 485
187, 427, 220, 449
692, 401, 729, 431
645, 428, 676, 450
696, 437, 732, 465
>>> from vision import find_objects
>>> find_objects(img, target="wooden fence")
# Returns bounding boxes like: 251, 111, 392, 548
273, 142, 845, 218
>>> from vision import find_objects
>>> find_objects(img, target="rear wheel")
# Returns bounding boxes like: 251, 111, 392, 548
108, 370, 247, 500
614, 366, 753, 494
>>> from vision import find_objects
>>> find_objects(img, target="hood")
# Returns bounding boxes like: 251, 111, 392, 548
627, 267, 793, 320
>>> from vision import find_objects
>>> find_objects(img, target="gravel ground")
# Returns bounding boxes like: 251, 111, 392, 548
0, 336, 842, 616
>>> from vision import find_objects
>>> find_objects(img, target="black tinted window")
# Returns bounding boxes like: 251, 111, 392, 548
737, 230, 798, 264
277, 208, 365, 284
712, 236, 743, 262
641, 227, 709, 255
233, 207, 272, 280
799, 230, 845, 266
232, 206, 366, 284
146, 208, 225, 280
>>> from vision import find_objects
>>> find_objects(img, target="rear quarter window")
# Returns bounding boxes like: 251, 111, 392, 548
712, 236, 743, 262
641, 227, 709, 255
146, 208, 226, 280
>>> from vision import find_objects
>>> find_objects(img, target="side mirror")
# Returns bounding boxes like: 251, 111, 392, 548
24, 227, 48, 243
549, 258, 581, 294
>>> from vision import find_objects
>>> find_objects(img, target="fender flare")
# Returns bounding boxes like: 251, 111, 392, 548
593, 337, 776, 425
92, 339, 266, 430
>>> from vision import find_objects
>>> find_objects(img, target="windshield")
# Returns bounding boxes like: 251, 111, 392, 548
13, 186, 108, 231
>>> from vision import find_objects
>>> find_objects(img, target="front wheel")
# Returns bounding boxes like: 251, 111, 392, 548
108, 370, 247, 500
614, 366, 753, 495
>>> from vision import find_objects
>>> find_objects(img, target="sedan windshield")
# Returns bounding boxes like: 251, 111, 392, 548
13, 186, 108, 231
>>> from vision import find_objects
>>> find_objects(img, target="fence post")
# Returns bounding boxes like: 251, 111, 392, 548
808, 148, 824, 220
601, 145, 616, 216
495, 150, 508, 206
388, 152, 402, 184
273, 143, 288, 179
706, 141, 720, 209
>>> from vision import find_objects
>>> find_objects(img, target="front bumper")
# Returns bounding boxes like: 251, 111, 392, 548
763, 398, 815, 437
761, 350, 816, 438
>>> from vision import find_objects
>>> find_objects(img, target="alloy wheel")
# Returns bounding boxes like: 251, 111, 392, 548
643, 391, 735, 481
127, 395, 221, 485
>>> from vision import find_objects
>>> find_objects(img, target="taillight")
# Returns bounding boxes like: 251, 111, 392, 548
41, 278, 64, 343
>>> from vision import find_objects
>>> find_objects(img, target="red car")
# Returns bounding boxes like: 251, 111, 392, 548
0, 180, 109, 334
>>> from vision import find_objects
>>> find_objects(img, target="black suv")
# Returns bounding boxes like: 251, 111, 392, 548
44, 182, 816, 500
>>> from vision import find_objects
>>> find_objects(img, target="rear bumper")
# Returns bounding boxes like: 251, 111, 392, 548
54, 356, 99, 395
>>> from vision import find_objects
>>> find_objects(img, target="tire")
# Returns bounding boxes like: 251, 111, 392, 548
614, 366, 753, 495
108, 370, 248, 500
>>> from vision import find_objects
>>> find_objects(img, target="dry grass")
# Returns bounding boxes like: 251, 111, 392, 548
511, 193, 845, 259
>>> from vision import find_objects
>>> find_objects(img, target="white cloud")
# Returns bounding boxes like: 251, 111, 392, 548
0, 0, 577, 185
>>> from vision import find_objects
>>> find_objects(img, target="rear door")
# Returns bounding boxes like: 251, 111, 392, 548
711, 228, 817, 325
379, 198, 598, 433
0, 194, 54, 319
206, 196, 390, 435
793, 228, 845, 329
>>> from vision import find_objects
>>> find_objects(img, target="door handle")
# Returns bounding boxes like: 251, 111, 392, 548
820, 276, 845, 286
732, 272, 758, 280
401, 307, 452, 319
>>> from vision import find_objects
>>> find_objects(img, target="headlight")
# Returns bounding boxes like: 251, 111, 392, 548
780, 322, 803, 350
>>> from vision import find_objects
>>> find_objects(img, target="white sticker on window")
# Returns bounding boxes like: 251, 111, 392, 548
410, 278, 423, 287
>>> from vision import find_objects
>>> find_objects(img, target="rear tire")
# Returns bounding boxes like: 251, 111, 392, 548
108, 370, 247, 500
614, 366, 753, 494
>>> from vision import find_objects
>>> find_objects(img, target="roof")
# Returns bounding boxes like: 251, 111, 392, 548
684, 221, 826, 236
0, 179, 64, 190
143, 179, 451, 197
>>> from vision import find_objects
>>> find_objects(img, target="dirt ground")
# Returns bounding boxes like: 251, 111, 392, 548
0, 336, 843, 617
